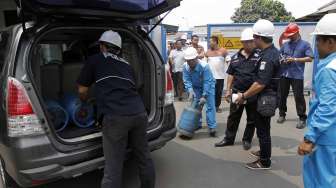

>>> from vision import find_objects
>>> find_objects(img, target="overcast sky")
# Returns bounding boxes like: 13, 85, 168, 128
162, 0, 332, 29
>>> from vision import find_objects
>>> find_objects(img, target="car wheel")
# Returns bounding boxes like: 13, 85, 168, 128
0, 160, 18, 188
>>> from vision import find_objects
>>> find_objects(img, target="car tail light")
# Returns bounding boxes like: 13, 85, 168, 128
165, 64, 174, 105
6, 77, 44, 137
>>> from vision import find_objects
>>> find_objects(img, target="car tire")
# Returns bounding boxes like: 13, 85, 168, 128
0, 160, 19, 188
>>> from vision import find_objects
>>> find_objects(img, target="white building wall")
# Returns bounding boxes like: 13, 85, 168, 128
208, 23, 317, 90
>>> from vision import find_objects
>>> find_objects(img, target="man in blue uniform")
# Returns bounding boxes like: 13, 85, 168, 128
236, 20, 280, 170
214, 28, 258, 150
278, 23, 313, 129
183, 47, 217, 137
298, 13, 336, 188
77, 30, 155, 188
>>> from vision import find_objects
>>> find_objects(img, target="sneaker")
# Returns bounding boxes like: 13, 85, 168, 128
296, 120, 306, 129
209, 128, 217, 137
249, 150, 260, 158
245, 160, 271, 170
277, 116, 286, 124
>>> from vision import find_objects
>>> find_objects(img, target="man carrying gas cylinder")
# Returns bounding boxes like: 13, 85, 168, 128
182, 47, 217, 137
77, 30, 155, 188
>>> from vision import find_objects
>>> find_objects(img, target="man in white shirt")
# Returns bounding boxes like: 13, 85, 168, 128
191, 35, 205, 59
205, 36, 228, 113
169, 40, 185, 101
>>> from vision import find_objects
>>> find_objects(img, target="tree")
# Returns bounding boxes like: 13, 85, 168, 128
231, 0, 295, 23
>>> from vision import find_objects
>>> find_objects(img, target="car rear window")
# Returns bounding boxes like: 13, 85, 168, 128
0, 31, 12, 73
34, 0, 166, 12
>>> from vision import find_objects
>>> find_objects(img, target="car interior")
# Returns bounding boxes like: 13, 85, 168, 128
30, 28, 153, 139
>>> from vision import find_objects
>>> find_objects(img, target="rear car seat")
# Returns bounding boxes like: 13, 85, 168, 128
40, 61, 62, 100
62, 50, 85, 95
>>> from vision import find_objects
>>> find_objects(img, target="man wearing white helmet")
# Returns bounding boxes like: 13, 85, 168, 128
298, 13, 336, 188
180, 34, 189, 49
215, 28, 259, 150
235, 19, 280, 170
182, 47, 217, 137
77, 30, 155, 188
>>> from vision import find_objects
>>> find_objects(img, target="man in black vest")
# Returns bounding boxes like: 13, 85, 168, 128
77, 30, 155, 188
214, 28, 259, 150
235, 20, 280, 170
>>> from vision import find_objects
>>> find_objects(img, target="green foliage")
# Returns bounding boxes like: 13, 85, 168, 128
231, 0, 295, 23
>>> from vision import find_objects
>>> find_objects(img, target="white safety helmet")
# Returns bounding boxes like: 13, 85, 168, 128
181, 34, 188, 40
311, 13, 336, 36
241, 28, 254, 41
184, 47, 198, 60
253, 19, 275, 38
99, 30, 122, 48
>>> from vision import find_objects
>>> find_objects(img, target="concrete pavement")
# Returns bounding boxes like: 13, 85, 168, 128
39, 96, 306, 188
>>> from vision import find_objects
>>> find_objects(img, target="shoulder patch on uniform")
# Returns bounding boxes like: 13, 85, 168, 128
119, 57, 129, 65
326, 59, 336, 71
260, 61, 267, 70
109, 54, 129, 65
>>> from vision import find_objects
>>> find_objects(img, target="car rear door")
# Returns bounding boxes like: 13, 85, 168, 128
15, 0, 181, 20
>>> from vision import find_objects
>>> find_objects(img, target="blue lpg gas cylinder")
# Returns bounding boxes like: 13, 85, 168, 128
45, 100, 69, 132
62, 94, 95, 128
177, 101, 203, 138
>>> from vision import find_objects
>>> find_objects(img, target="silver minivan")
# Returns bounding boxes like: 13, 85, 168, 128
0, 0, 180, 187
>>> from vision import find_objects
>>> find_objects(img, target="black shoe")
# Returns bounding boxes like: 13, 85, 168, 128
214, 140, 234, 147
179, 134, 192, 140
195, 126, 202, 132
245, 160, 271, 170
242, 141, 252, 150
209, 129, 217, 137
296, 120, 306, 129
277, 116, 286, 124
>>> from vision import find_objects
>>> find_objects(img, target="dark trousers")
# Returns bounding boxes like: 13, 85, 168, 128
172, 72, 184, 98
101, 113, 155, 188
255, 112, 272, 167
278, 77, 307, 120
215, 79, 224, 108
224, 101, 256, 143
